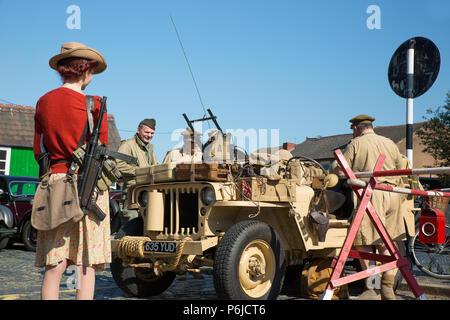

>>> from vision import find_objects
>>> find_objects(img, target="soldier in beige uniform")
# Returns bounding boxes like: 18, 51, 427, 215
116, 118, 158, 226
334, 115, 406, 300
163, 129, 202, 164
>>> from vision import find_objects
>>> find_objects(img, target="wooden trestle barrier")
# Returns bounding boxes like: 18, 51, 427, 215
320, 150, 429, 300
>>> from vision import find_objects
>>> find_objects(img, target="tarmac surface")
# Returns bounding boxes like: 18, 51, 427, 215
0, 242, 448, 301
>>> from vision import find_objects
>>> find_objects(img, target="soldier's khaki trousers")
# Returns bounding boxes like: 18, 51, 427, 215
353, 189, 406, 246
119, 192, 140, 226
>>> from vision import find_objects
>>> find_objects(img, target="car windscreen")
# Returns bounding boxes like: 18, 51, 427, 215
9, 181, 39, 196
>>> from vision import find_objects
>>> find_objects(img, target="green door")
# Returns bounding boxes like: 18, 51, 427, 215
9, 147, 38, 177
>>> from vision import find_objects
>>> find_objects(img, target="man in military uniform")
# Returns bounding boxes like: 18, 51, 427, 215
116, 118, 158, 227
334, 115, 406, 300
163, 129, 202, 164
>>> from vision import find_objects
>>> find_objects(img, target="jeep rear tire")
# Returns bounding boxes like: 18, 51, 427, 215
110, 253, 176, 298
213, 220, 285, 300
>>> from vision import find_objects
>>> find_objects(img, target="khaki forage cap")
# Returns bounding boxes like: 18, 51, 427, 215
349, 114, 375, 128
139, 118, 156, 130
49, 42, 107, 74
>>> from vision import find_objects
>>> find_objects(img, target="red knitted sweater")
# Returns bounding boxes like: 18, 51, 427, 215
33, 87, 109, 174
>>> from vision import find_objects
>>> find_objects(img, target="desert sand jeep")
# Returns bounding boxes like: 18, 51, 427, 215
110, 113, 414, 300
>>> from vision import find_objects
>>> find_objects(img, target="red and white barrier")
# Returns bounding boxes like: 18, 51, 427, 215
320, 150, 428, 300
339, 166, 450, 179
346, 178, 450, 198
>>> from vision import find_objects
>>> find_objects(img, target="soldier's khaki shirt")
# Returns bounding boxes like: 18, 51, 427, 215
342, 129, 407, 245
342, 129, 403, 186
116, 135, 158, 188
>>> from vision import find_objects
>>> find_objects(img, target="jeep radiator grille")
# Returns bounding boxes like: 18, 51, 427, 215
160, 187, 199, 236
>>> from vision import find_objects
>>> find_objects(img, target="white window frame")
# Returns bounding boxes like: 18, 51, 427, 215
0, 147, 11, 175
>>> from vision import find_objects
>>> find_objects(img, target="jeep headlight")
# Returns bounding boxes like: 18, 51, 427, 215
201, 187, 215, 206
138, 191, 149, 207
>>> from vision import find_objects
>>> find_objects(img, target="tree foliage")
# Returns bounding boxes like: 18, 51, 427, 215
416, 92, 450, 186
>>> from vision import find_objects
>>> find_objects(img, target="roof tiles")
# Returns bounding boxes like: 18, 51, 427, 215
0, 103, 121, 151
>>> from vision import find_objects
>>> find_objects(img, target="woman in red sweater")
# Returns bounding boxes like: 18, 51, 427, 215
33, 42, 110, 300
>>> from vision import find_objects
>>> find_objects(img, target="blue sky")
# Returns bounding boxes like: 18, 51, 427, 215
0, 0, 449, 162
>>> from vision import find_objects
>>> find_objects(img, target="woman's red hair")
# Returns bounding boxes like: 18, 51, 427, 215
57, 57, 98, 81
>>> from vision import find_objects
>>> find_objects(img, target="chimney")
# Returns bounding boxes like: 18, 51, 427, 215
283, 142, 295, 151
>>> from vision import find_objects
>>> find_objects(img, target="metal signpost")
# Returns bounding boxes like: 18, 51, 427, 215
388, 37, 440, 167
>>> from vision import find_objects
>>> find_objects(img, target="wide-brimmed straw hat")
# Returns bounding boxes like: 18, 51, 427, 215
49, 42, 107, 74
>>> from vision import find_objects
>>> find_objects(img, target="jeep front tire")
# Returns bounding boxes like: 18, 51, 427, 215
110, 253, 176, 298
213, 220, 285, 300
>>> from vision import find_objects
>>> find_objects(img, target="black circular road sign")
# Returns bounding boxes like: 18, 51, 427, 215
388, 37, 440, 99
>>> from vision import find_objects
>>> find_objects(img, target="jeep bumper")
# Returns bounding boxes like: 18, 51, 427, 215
111, 236, 218, 257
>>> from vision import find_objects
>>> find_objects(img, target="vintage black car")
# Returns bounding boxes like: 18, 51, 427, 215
0, 175, 123, 251
0, 175, 39, 251
0, 204, 16, 250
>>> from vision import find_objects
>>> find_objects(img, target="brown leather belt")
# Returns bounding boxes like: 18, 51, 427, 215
50, 159, 72, 165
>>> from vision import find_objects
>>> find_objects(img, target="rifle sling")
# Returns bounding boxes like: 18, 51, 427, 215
68, 95, 96, 176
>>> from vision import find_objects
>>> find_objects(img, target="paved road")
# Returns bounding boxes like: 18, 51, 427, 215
0, 243, 448, 301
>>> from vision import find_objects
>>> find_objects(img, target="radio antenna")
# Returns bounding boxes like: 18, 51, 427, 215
170, 15, 210, 128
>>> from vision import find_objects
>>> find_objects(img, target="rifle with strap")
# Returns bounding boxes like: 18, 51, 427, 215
71, 96, 137, 220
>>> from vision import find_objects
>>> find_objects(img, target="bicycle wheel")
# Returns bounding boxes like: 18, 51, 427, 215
409, 225, 450, 279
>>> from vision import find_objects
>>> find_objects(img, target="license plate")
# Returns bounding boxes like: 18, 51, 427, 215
144, 241, 177, 253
